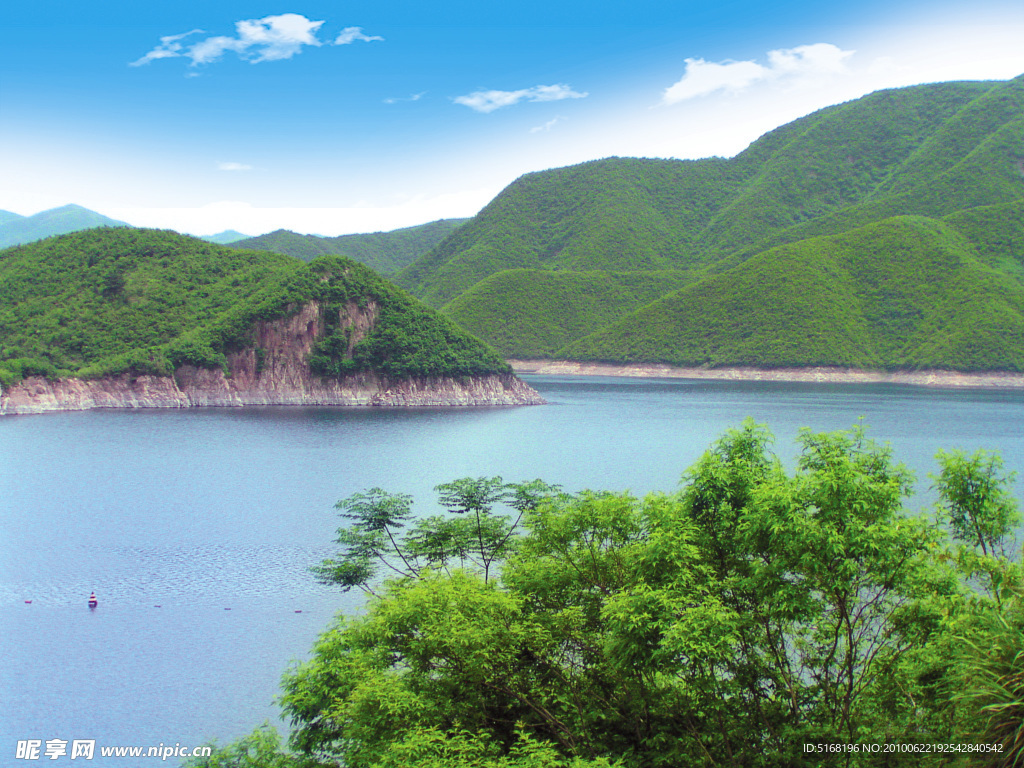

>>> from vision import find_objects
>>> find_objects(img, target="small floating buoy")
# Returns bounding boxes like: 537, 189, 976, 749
294, 610, 302, 613
24, 600, 32, 604
154, 605, 161, 608
88, 592, 98, 607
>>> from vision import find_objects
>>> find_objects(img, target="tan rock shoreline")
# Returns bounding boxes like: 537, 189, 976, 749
0, 370, 545, 415
508, 359, 1024, 389
0, 303, 546, 415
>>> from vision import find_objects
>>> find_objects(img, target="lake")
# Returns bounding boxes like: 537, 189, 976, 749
3, 375, 1024, 765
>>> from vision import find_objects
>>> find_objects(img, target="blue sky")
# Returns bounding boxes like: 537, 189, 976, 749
2, 0, 1023, 236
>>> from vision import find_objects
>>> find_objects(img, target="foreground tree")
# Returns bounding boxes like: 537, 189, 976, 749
311, 478, 562, 594
190, 422, 1022, 768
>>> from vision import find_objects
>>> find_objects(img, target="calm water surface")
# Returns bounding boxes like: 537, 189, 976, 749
3, 376, 1024, 765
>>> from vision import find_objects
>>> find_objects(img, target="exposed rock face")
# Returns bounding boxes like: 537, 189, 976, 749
0, 303, 544, 415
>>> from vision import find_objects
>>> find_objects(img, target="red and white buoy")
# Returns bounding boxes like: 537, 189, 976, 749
88, 592, 98, 607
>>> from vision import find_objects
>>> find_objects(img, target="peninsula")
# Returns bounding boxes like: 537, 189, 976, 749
0, 228, 542, 415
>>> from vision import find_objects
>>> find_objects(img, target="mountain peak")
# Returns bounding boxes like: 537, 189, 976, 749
0, 204, 130, 249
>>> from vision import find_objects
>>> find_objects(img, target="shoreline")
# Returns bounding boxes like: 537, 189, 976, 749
508, 359, 1024, 389
0, 302, 546, 415
0, 371, 544, 416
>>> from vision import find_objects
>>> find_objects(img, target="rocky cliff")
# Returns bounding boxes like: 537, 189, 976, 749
1, 302, 543, 415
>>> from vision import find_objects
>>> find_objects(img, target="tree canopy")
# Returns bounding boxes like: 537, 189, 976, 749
191, 422, 1024, 767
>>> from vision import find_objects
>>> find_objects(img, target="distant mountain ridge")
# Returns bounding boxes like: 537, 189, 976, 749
0, 206, 466, 271
234, 218, 468, 274
0, 204, 130, 248
396, 75, 1024, 371
200, 230, 251, 244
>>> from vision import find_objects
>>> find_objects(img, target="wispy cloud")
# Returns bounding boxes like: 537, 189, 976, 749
334, 27, 384, 45
661, 43, 854, 104
454, 84, 588, 113
131, 14, 382, 68
217, 162, 253, 171
131, 30, 205, 67
384, 92, 426, 105
530, 116, 565, 133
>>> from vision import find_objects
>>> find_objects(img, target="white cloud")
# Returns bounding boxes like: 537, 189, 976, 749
194, 14, 324, 64
184, 35, 245, 66
130, 30, 205, 67
334, 27, 384, 45
217, 162, 253, 171
131, 14, 379, 68
454, 84, 588, 113
767, 43, 850, 75
661, 43, 854, 104
661, 60, 765, 102
384, 92, 426, 104
530, 117, 565, 133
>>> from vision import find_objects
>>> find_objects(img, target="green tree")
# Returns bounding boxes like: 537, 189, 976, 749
194, 423, 1024, 768
312, 478, 562, 594
934, 448, 1020, 558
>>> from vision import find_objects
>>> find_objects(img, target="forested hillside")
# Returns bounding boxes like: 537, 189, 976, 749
397, 157, 739, 307
401, 76, 1024, 369
0, 228, 508, 387
234, 218, 467, 274
564, 208, 1024, 370
444, 269, 697, 358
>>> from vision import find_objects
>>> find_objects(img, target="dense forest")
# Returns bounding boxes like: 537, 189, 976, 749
190, 422, 1023, 767
444, 269, 698, 359
0, 227, 509, 386
395, 76, 1024, 371
562, 209, 1024, 370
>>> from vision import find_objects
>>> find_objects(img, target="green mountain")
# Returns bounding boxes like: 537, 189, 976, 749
563, 207, 1024, 371
0, 228, 509, 387
713, 76, 1024, 266
0, 204, 130, 248
396, 157, 738, 307
200, 230, 251, 244
234, 218, 468, 274
0, 210, 24, 227
444, 269, 697, 358
397, 76, 1024, 369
